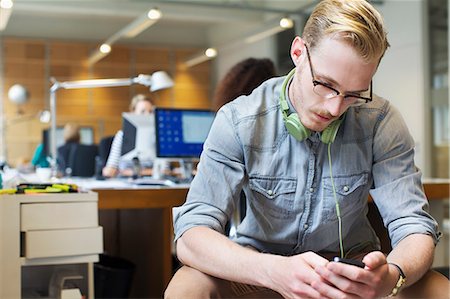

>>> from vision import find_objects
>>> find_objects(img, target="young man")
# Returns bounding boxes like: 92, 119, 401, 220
166, 1, 449, 298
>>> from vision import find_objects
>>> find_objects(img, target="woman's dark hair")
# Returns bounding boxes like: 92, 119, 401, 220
213, 58, 276, 111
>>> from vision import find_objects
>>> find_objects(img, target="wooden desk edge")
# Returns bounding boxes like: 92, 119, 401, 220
95, 187, 189, 210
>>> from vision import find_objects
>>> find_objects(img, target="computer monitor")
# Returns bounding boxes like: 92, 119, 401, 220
154, 108, 215, 159
43, 126, 94, 156
121, 112, 156, 162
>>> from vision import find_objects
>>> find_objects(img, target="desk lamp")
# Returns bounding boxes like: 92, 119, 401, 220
48, 71, 174, 177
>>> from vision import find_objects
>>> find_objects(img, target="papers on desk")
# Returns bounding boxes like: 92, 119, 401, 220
131, 177, 176, 186
63, 177, 180, 190
68, 179, 131, 190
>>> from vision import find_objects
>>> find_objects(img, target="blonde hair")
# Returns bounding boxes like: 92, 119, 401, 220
303, 0, 389, 62
129, 94, 153, 112
63, 123, 80, 143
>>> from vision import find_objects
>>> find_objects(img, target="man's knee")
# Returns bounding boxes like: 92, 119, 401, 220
164, 266, 219, 299
399, 269, 450, 299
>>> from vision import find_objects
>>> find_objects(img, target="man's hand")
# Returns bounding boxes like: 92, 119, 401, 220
312, 251, 397, 298
266, 251, 332, 299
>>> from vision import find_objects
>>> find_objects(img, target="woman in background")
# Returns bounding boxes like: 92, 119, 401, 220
102, 94, 154, 178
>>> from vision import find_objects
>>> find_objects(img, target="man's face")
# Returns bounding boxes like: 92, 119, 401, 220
290, 37, 378, 132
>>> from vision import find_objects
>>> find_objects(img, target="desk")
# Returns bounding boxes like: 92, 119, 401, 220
93, 186, 188, 298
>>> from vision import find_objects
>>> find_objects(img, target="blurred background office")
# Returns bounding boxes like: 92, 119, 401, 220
0, 0, 447, 180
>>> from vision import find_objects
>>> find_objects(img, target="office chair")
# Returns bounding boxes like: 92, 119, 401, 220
57, 143, 99, 177
98, 135, 115, 168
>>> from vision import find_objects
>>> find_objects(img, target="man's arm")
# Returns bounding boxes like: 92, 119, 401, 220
386, 233, 434, 286
177, 226, 336, 299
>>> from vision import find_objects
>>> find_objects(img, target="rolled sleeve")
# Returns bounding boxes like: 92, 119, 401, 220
173, 105, 246, 242
371, 103, 439, 247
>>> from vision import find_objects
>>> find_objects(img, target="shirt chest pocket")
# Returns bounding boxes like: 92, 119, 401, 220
248, 176, 297, 219
322, 172, 369, 216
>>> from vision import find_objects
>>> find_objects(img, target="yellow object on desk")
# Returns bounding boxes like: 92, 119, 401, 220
0, 189, 17, 195
24, 187, 64, 194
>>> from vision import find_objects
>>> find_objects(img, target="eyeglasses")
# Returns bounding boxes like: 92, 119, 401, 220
305, 45, 372, 104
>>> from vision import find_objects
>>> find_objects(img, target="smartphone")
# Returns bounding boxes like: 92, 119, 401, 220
333, 257, 365, 268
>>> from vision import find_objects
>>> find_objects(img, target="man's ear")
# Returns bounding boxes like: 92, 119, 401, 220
290, 36, 305, 66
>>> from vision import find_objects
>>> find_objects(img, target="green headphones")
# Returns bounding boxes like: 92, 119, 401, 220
280, 68, 343, 144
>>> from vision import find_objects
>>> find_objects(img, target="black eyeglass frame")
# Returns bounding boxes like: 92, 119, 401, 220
304, 45, 373, 103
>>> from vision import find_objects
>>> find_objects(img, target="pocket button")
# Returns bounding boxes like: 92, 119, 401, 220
343, 186, 349, 192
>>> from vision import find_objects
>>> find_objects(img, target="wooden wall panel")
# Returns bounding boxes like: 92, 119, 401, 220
1, 38, 212, 166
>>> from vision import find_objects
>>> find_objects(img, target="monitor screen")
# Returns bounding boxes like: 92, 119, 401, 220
121, 112, 156, 162
43, 126, 94, 156
155, 108, 215, 158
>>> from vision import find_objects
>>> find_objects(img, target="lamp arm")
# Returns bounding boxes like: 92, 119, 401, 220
49, 89, 58, 177
47, 72, 170, 177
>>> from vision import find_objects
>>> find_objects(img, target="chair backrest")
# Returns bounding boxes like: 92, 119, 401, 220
58, 143, 98, 177
98, 135, 115, 168
67, 144, 99, 177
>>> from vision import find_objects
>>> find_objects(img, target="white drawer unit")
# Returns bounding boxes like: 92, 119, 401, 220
24, 227, 103, 259
0, 192, 103, 299
21, 202, 98, 231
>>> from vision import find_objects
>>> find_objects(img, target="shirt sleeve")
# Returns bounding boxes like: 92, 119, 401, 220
369, 102, 440, 247
105, 130, 123, 169
173, 105, 246, 242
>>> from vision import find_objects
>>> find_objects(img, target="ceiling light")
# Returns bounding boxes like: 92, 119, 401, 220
88, 7, 162, 65
99, 43, 111, 54
147, 8, 162, 20
185, 48, 218, 68
205, 48, 217, 58
245, 17, 294, 44
0, 0, 13, 31
123, 8, 162, 38
280, 17, 294, 29
0, 0, 13, 9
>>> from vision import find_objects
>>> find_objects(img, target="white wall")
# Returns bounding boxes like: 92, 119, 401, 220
374, 0, 430, 176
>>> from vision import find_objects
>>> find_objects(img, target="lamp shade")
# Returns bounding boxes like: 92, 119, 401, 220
150, 71, 174, 92
8, 84, 29, 104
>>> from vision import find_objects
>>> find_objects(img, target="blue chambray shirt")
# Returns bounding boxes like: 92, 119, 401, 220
173, 75, 439, 256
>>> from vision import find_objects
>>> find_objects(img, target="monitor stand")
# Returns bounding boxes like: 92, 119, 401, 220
179, 160, 195, 181
152, 158, 168, 180
152, 158, 197, 182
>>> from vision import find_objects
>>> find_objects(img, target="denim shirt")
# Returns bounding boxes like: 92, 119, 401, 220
173, 75, 439, 256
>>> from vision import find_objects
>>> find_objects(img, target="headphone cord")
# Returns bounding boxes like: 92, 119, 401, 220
328, 142, 344, 258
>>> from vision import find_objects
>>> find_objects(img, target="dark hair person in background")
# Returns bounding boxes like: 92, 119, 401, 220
212, 58, 276, 111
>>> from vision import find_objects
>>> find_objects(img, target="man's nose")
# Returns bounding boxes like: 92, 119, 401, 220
325, 95, 345, 117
